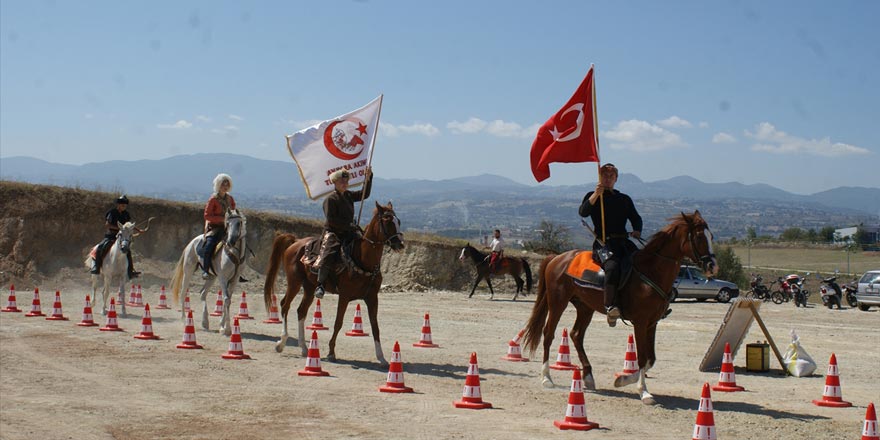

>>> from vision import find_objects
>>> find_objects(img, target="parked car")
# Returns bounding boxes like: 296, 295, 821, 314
855, 269, 880, 311
672, 265, 739, 303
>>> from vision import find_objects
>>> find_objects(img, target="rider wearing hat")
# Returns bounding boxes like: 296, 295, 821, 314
579, 163, 643, 327
201, 173, 236, 279
313, 166, 373, 298
90, 195, 142, 278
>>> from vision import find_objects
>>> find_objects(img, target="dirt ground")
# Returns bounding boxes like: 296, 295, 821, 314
1, 280, 878, 440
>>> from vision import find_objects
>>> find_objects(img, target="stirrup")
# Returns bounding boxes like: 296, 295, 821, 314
605, 306, 620, 327
314, 285, 325, 299
128, 271, 141, 279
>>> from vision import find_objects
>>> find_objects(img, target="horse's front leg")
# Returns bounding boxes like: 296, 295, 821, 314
468, 274, 483, 298
637, 323, 659, 405
219, 282, 232, 336
486, 277, 495, 300
327, 299, 350, 362
199, 284, 211, 331
363, 292, 387, 366
295, 288, 313, 357
569, 302, 596, 391
117, 280, 127, 317
614, 323, 648, 390
540, 307, 565, 388
275, 283, 296, 353
100, 276, 109, 316
513, 277, 524, 301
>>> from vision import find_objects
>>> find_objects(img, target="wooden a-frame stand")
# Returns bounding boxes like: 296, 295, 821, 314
698, 298, 786, 374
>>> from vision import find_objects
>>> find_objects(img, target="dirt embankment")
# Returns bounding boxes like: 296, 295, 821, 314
0, 181, 535, 294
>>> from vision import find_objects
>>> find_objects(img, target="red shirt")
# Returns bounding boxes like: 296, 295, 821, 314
204, 194, 236, 227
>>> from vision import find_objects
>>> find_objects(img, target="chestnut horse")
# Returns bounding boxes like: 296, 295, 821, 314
522, 211, 717, 404
458, 243, 532, 300
263, 202, 404, 366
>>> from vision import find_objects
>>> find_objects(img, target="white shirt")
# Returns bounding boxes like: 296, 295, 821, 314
490, 237, 504, 253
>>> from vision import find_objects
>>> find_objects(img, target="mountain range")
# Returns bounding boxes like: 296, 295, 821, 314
2, 154, 878, 241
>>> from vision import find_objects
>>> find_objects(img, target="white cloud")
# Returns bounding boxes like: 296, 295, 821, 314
196, 115, 212, 122
698, 121, 709, 128
157, 120, 193, 129
745, 122, 870, 157
486, 120, 528, 137
603, 119, 686, 151
228, 114, 244, 121
380, 122, 439, 137
211, 125, 240, 137
447, 117, 488, 134
712, 132, 737, 144
656, 115, 693, 128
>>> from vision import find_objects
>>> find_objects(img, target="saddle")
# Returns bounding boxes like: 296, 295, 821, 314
565, 251, 632, 289
195, 237, 224, 260
301, 236, 356, 275
88, 243, 113, 261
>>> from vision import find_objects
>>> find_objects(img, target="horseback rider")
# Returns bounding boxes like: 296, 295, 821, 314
90, 195, 142, 279
314, 166, 373, 299
578, 163, 642, 327
202, 173, 236, 279
487, 229, 504, 274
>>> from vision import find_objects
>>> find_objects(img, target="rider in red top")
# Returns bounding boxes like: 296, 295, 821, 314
202, 174, 236, 279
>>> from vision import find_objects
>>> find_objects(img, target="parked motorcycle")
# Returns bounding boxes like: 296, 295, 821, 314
773, 273, 809, 307
748, 273, 773, 301
819, 276, 843, 309
842, 278, 859, 308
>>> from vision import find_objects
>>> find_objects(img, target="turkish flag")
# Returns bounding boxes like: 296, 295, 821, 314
529, 67, 599, 182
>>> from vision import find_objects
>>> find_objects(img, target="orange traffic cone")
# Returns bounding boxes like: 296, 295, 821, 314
133, 304, 161, 340
413, 313, 439, 348
132, 284, 144, 307
25, 288, 45, 317
692, 383, 717, 440
306, 299, 328, 330
345, 303, 368, 336
813, 353, 853, 407
183, 294, 192, 315
615, 334, 639, 378
379, 341, 414, 393
210, 289, 223, 316
453, 352, 492, 409
712, 342, 744, 392
234, 291, 253, 320
176, 310, 203, 349
263, 294, 282, 324
117, 288, 125, 306
127, 284, 138, 307
298, 330, 330, 376
549, 328, 578, 371
863, 402, 879, 440
77, 295, 99, 327
45, 290, 69, 321
99, 298, 124, 332
221, 318, 251, 359
502, 329, 529, 362
155, 285, 171, 309
553, 369, 599, 430
2, 284, 21, 312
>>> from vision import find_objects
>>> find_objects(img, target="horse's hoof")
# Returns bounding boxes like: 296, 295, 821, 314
641, 395, 657, 405
274, 342, 285, 353
541, 377, 555, 388
582, 374, 597, 391
614, 373, 638, 388
327, 353, 337, 362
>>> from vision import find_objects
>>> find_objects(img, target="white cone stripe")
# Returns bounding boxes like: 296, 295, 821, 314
387, 372, 404, 383
623, 360, 638, 369
565, 404, 587, 418
182, 333, 196, 342
557, 353, 571, 362
719, 372, 735, 382
462, 385, 482, 398
391, 352, 401, 362
823, 385, 842, 397
864, 420, 878, 436
722, 352, 732, 362
306, 357, 321, 368
228, 342, 243, 351
467, 364, 479, 375
571, 380, 583, 392
699, 397, 713, 412
693, 425, 716, 440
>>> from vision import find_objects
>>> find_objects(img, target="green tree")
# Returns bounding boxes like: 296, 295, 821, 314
780, 227, 805, 242
715, 246, 747, 288
819, 226, 836, 242
746, 227, 757, 241
523, 220, 572, 254
853, 226, 872, 245
805, 228, 818, 243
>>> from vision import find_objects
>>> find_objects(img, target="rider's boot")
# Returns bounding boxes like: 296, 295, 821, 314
126, 253, 140, 279
314, 265, 330, 299
90, 258, 100, 275
604, 283, 620, 327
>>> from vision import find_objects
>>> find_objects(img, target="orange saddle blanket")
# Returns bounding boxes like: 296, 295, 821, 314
565, 251, 603, 285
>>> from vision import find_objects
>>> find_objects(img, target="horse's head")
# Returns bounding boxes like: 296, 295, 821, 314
679, 210, 717, 276
369, 201, 404, 251
459, 243, 470, 262
224, 209, 246, 248
116, 221, 136, 254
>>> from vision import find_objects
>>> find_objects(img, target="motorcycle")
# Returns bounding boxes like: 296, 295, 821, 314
842, 278, 859, 308
748, 273, 773, 301
773, 273, 809, 307
819, 276, 844, 309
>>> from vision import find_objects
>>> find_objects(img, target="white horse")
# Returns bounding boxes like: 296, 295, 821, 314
169, 209, 247, 336
84, 220, 150, 316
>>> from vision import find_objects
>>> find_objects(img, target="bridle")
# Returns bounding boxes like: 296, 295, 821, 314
363, 210, 404, 247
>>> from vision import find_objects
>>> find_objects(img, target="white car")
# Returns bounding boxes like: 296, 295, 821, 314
672, 265, 740, 303
855, 270, 880, 311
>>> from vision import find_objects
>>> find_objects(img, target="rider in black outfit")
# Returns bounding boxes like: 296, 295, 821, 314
579, 163, 642, 327
90, 195, 142, 279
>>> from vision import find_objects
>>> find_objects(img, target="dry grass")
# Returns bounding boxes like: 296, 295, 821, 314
730, 245, 878, 279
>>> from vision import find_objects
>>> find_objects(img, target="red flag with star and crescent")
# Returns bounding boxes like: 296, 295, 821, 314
529, 67, 599, 182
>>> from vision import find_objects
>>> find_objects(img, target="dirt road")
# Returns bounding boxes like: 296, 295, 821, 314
1, 283, 877, 439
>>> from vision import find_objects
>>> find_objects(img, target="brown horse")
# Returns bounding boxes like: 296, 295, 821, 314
263, 202, 404, 366
521, 211, 717, 404
459, 243, 533, 300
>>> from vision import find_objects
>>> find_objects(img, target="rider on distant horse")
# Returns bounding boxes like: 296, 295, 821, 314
90, 195, 142, 278
579, 163, 642, 327
202, 173, 236, 279
314, 166, 373, 299
487, 229, 504, 274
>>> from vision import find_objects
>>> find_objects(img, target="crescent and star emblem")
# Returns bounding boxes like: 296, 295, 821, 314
323, 118, 368, 160
548, 103, 584, 142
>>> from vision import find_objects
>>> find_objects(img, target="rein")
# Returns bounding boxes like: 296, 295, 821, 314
345, 211, 400, 282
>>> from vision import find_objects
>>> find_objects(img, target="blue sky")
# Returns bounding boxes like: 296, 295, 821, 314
1, 1, 877, 194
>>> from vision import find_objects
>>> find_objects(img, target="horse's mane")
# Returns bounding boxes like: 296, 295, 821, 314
640, 212, 705, 255
466, 243, 488, 260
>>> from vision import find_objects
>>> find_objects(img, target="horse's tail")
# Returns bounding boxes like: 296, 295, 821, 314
521, 257, 533, 294
521, 254, 555, 356
169, 248, 187, 306
264, 233, 297, 314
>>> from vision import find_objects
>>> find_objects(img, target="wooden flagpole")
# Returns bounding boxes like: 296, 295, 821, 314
356, 94, 383, 227
590, 65, 607, 244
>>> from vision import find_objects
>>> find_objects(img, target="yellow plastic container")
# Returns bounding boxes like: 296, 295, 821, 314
746, 341, 770, 372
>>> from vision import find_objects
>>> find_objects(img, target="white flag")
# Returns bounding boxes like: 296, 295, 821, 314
286, 95, 382, 199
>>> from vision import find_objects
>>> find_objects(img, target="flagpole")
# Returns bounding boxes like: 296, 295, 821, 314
589, 64, 607, 244
356, 94, 383, 227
